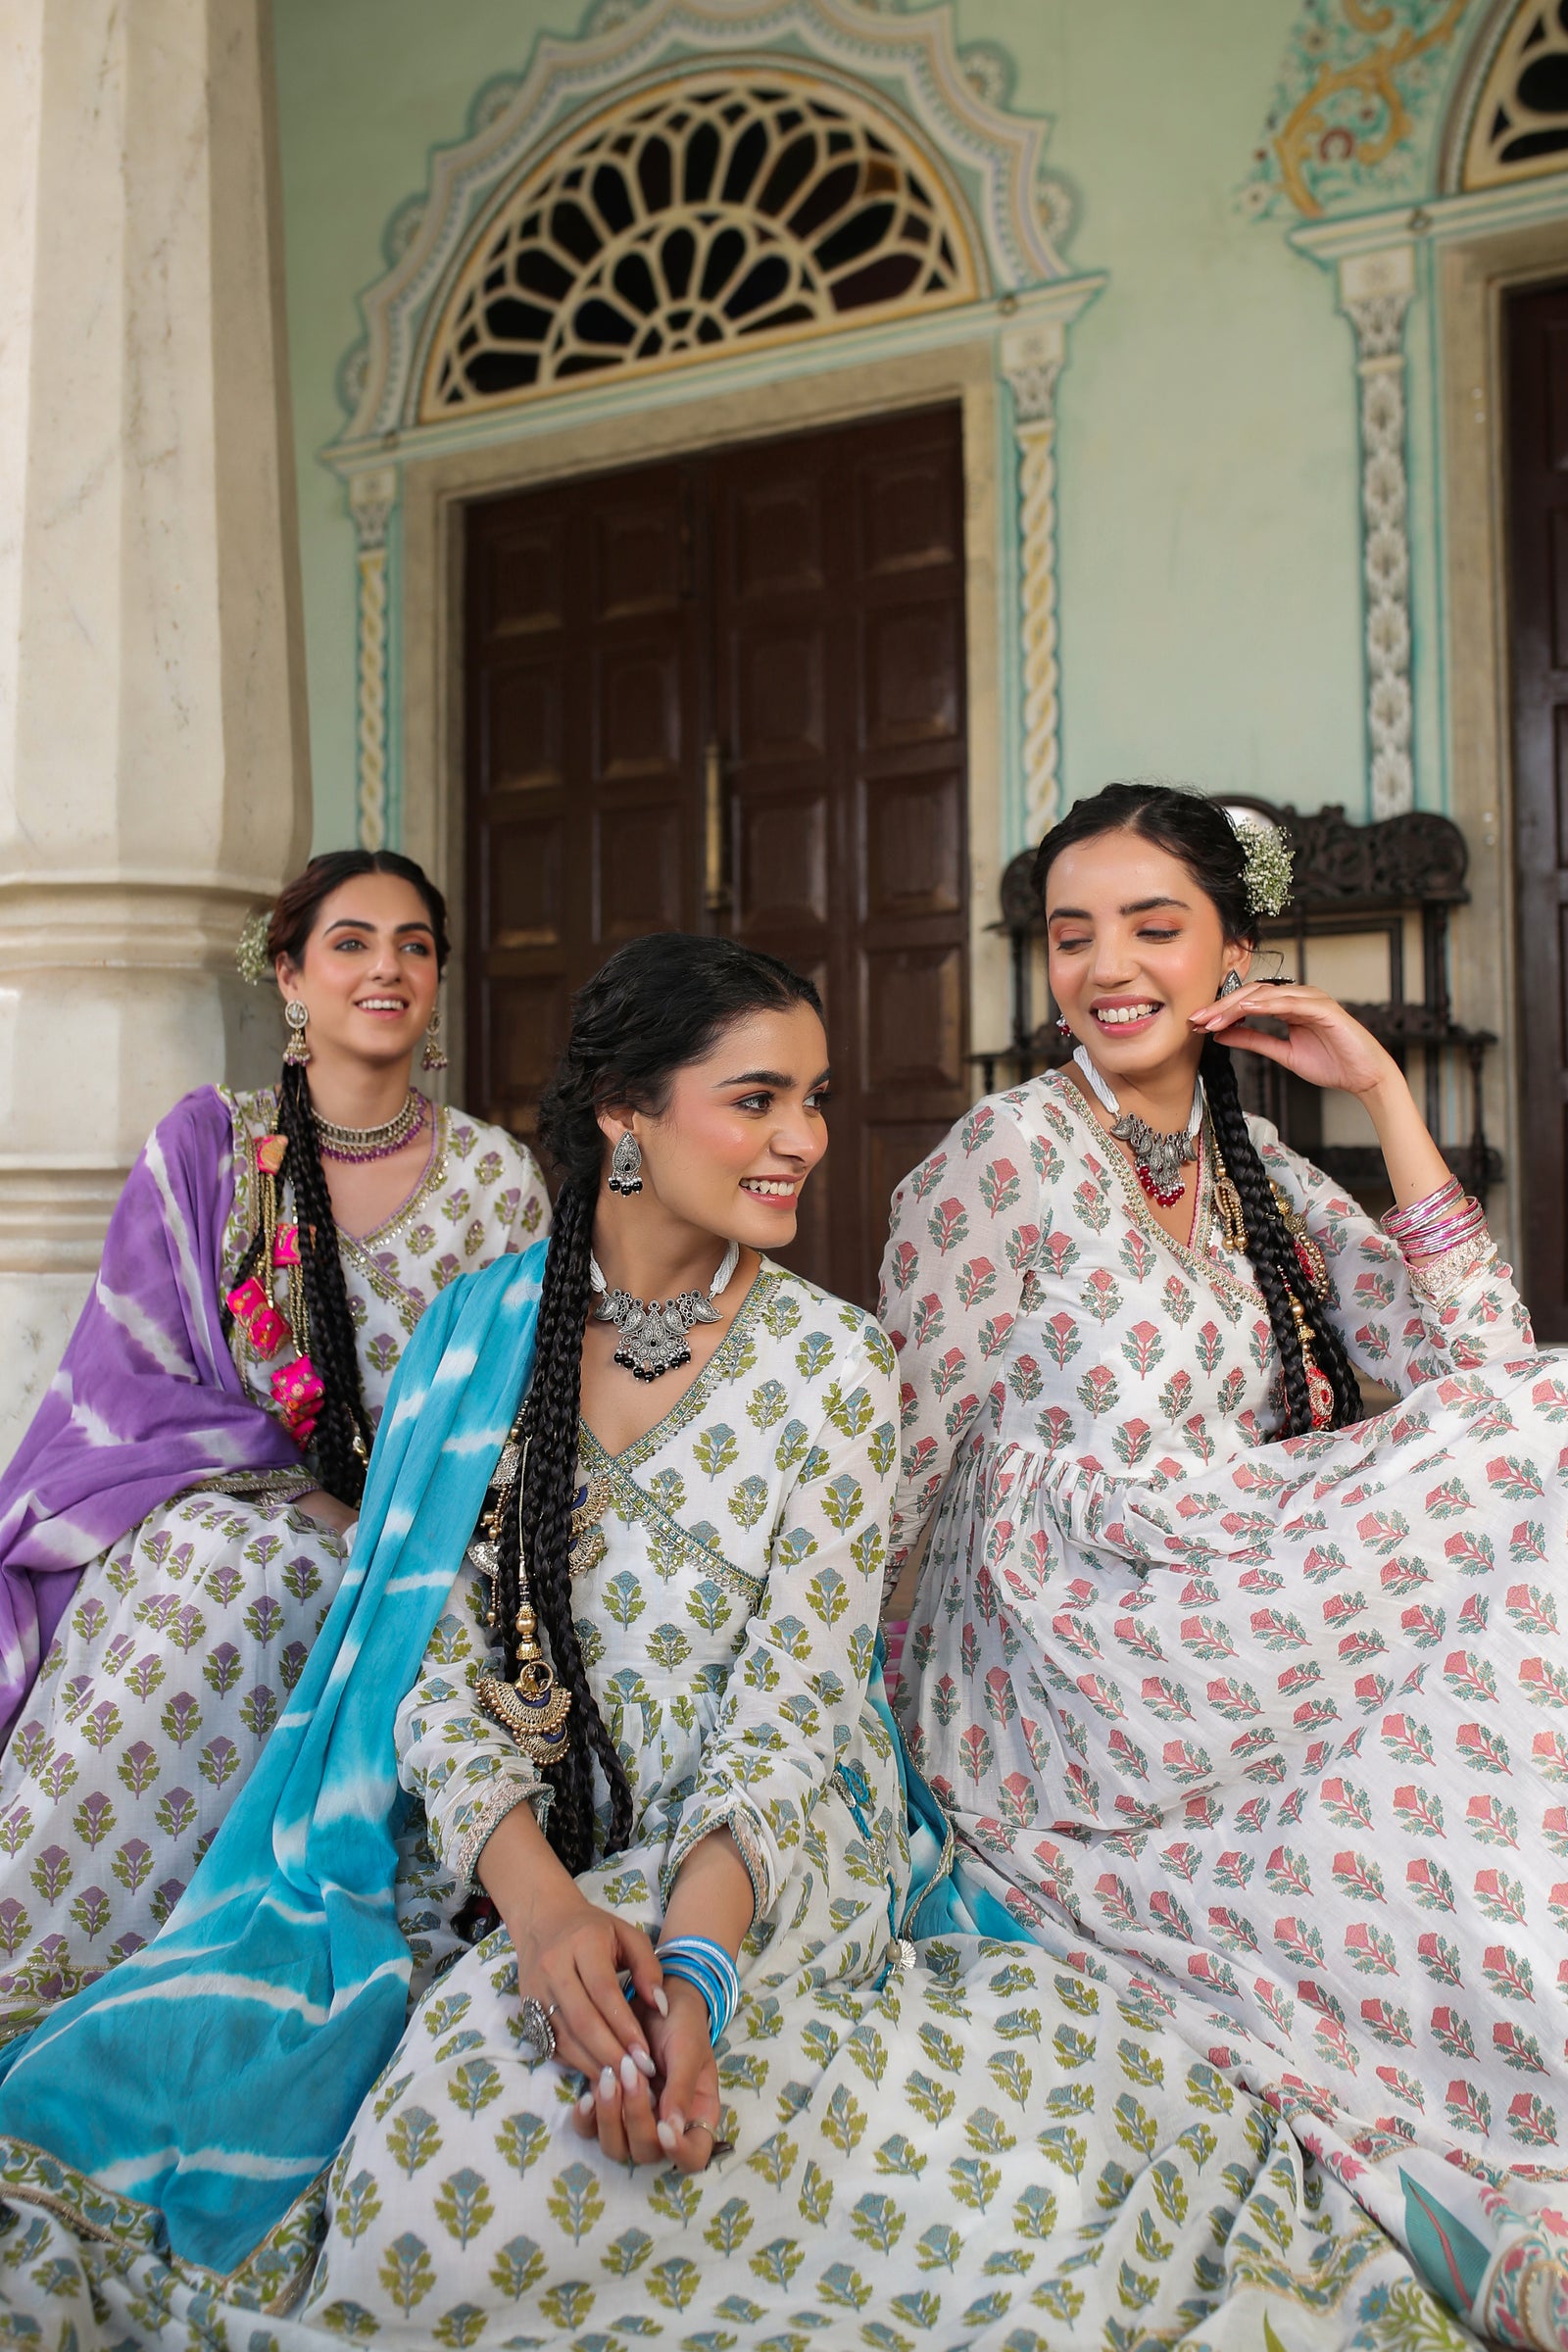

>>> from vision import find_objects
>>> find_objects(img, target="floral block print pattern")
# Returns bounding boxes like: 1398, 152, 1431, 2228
884, 1069, 1568, 2330
0, 1092, 546, 2041
0, 1256, 1500, 2348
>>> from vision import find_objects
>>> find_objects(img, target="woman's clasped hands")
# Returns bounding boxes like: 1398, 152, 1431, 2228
512, 1876, 723, 2172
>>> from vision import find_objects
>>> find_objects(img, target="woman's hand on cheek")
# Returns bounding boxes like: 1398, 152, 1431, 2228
1189, 981, 1399, 1100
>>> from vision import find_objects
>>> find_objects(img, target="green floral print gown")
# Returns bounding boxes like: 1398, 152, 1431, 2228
295, 1267, 1479, 2349
0, 1259, 1507, 2349
883, 1067, 1568, 2344
0, 1088, 547, 2044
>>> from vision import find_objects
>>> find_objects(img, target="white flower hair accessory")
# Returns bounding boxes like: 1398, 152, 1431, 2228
235, 910, 273, 988
1229, 813, 1294, 919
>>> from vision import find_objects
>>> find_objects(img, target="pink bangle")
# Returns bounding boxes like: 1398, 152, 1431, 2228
1384, 1178, 1464, 1241
1410, 1213, 1486, 1250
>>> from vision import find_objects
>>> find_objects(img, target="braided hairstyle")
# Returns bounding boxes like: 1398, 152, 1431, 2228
1033, 783, 1362, 1437
227, 851, 452, 1506
497, 933, 823, 1876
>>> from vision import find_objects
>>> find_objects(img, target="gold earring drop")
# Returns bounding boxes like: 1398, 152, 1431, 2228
284, 1000, 311, 1065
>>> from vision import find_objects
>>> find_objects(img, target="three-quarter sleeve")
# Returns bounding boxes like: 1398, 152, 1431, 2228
1252, 1118, 1534, 1390
878, 1097, 1041, 1576
395, 1553, 548, 1895
661, 1322, 900, 1922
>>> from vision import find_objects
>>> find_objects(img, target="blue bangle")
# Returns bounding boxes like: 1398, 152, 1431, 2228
656, 1936, 740, 2044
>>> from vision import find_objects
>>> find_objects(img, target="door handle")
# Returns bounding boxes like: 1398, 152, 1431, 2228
705, 740, 732, 914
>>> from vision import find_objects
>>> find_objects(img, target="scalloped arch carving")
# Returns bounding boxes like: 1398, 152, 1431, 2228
329, 0, 1072, 448
421, 70, 980, 418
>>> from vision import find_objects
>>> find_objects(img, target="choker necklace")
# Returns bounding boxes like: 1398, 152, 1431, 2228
313, 1091, 426, 1163
1072, 1048, 1201, 1208
589, 1240, 741, 1382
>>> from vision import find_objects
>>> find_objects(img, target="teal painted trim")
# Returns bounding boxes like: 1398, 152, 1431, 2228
997, 374, 1027, 858
386, 498, 405, 851
1420, 232, 1450, 818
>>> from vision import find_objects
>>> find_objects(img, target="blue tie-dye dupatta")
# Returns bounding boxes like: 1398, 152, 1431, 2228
0, 1244, 544, 2280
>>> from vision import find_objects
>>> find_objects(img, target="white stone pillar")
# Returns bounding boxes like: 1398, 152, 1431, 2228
0, 0, 312, 1456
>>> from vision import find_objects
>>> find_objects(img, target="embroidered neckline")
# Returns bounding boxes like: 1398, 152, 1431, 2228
576, 1450, 766, 1600
1041, 1069, 1265, 1312
578, 1261, 778, 1470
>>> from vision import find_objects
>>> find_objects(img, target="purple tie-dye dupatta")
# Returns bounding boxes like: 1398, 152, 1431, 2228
0, 1086, 298, 1745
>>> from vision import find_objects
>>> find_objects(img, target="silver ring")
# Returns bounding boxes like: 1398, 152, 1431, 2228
518, 1994, 557, 2063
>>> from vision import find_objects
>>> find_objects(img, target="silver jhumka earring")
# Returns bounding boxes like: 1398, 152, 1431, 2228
283, 1000, 311, 1066
608, 1131, 643, 1197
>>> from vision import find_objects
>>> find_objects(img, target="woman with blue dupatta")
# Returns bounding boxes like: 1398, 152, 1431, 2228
0, 938, 1472, 2350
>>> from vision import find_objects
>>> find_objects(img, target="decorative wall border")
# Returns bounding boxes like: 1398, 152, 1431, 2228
1343, 245, 1416, 820
1000, 322, 1065, 839
348, 468, 397, 852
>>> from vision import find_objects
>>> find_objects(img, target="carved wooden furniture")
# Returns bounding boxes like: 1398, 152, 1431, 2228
973, 801, 1500, 1207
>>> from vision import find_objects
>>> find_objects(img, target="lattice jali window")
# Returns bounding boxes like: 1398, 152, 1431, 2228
418, 72, 980, 418
1462, 0, 1568, 187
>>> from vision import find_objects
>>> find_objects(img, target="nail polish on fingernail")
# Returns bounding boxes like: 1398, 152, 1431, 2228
620, 2052, 640, 2094
665, 2109, 685, 2134
577, 2091, 596, 2119
651, 1986, 668, 2017
632, 2047, 657, 2078
657, 2120, 676, 2152
599, 2067, 616, 2100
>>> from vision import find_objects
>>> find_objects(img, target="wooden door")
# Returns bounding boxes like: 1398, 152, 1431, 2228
465, 408, 969, 1306
1505, 282, 1568, 1341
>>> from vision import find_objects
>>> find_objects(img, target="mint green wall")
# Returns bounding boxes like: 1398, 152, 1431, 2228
271, 0, 1390, 856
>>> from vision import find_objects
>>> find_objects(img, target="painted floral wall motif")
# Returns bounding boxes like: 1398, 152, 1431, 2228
1243, 0, 1485, 219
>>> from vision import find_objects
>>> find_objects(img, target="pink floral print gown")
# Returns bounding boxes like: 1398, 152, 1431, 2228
883, 1068, 1568, 2344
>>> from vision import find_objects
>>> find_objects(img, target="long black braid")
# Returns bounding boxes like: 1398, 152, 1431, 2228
1034, 781, 1362, 1439
1200, 1033, 1361, 1435
499, 932, 823, 1875
492, 1181, 633, 1875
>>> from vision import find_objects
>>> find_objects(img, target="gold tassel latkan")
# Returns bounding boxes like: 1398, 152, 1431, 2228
477, 1600, 572, 1768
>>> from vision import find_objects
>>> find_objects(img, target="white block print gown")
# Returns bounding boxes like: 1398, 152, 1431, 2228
884, 1067, 1568, 2343
0, 1089, 548, 2043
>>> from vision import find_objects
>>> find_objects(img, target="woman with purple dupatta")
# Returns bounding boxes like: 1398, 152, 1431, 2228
0, 853, 548, 2041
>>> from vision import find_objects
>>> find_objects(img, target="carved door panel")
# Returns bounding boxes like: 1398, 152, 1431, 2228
711, 405, 968, 1304
1505, 282, 1568, 1341
465, 408, 968, 1305
465, 465, 702, 1139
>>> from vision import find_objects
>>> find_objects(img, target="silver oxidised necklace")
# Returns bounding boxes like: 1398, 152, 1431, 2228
1072, 1047, 1202, 1208
589, 1241, 741, 1382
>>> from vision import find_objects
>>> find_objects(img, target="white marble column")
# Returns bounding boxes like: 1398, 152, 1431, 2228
0, 0, 312, 1456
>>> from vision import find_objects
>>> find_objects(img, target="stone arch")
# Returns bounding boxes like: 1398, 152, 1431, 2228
416, 67, 984, 422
